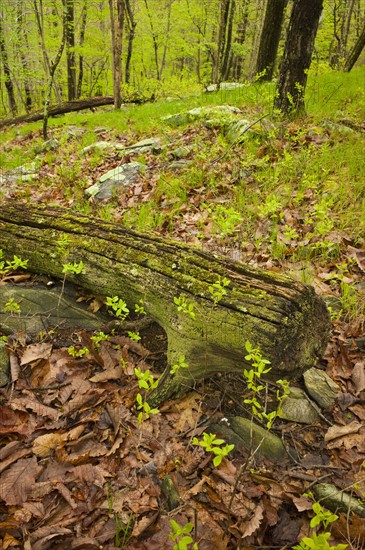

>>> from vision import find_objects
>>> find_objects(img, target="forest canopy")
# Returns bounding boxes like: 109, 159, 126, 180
0, 0, 364, 119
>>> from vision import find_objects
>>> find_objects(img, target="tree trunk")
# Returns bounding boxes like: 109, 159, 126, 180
344, 22, 365, 71
109, 0, 125, 108
65, 0, 77, 101
124, 0, 136, 84
0, 205, 331, 406
77, 0, 87, 98
231, 0, 249, 81
17, 0, 32, 112
254, 0, 288, 81
274, 0, 323, 115
0, 15, 18, 116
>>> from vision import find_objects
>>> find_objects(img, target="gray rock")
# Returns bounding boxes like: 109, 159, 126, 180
303, 368, 339, 410
65, 126, 86, 139
228, 416, 287, 461
85, 161, 145, 200
168, 160, 191, 171
205, 82, 247, 93
170, 146, 191, 159
0, 344, 9, 387
0, 284, 109, 338
279, 387, 320, 423
81, 141, 116, 154
94, 126, 109, 135
164, 105, 241, 128
9, 161, 39, 182
225, 119, 251, 143
34, 138, 60, 153
115, 137, 162, 154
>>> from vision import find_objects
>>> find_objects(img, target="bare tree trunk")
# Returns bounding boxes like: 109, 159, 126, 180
42, 2, 67, 139
65, 0, 77, 101
220, 0, 236, 81
274, 0, 323, 115
344, 22, 365, 71
77, 0, 87, 98
109, 0, 125, 108
232, 0, 250, 80
254, 0, 288, 81
124, 0, 136, 84
17, 0, 32, 112
0, 14, 18, 116
143, 0, 160, 80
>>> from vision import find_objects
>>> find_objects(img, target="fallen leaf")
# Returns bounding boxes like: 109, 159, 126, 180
352, 362, 365, 395
324, 421, 362, 442
32, 432, 65, 457
240, 504, 264, 538
20, 343, 52, 365
0, 457, 42, 505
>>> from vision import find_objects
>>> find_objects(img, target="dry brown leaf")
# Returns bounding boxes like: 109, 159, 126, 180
324, 420, 362, 442
352, 362, 365, 395
291, 495, 313, 512
10, 396, 59, 420
89, 364, 123, 382
32, 432, 65, 457
9, 351, 20, 382
241, 504, 264, 539
0, 457, 42, 505
20, 343, 52, 365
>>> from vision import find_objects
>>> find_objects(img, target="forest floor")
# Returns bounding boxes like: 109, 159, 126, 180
0, 72, 365, 549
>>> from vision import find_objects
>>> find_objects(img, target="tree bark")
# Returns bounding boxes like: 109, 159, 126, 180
0, 14, 18, 116
274, 0, 323, 115
65, 0, 77, 101
0, 205, 331, 406
344, 22, 365, 71
77, 0, 87, 98
254, 0, 288, 81
109, 0, 125, 108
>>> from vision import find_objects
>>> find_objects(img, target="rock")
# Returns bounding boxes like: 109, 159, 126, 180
205, 82, 247, 93
0, 284, 109, 337
81, 141, 116, 154
170, 146, 191, 159
313, 483, 365, 517
115, 137, 162, 154
168, 160, 191, 171
225, 119, 251, 143
279, 387, 320, 423
85, 161, 145, 200
323, 295, 342, 315
65, 126, 85, 139
0, 344, 9, 387
34, 138, 60, 153
8, 161, 39, 182
164, 105, 241, 128
94, 126, 109, 135
303, 368, 339, 410
210, 416, 287, 462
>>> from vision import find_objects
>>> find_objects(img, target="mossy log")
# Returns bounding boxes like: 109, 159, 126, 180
0, 204, 331, 405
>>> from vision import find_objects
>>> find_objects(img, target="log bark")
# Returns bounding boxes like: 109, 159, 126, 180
0, 205, 331, 405
0, 96, 114, 129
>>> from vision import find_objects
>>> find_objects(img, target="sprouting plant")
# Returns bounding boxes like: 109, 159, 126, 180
56, 234, 71, 252
135, 393, 159, 423
67, 346, 89, 358
293, 499, 347, 550
134, 300, 146, 315
91, 331, 110, 349
192, 432, 234, 467
169, 519, 199, 550
4, 297, 21, 314
0, 250, 28, 275
134, 367, 158, 391
170, 354, 189, 374
208, 276, 230, 305
62, 260, 85, 275
106, 296, 130, 320
128, 331, 141, 342
243, 341, 290, 429
174, 294, 196, 320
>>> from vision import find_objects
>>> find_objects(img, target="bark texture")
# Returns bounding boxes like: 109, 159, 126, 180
254, 0, 288, 81
0, 205, 331, 405
274, 0, 323, 114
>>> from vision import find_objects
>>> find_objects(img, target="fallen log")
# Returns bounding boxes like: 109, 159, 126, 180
0, 96, 115, 129
0, 204, 331, 405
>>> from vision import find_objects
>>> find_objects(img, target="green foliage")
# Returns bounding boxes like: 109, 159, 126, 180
135, 392, 159, 424
67, 346, 89, 358
134, 367, 158, 391
127, 331, 141, 342
293, 531, 347, 550
208, 277, 230, 305
3, 298, 21, 314
62, 261, 85, 275
134, 300, 146, 315
91, 331, 110, 349
169, 520, 199, 550
170, 354, 189, 375
192, 432, 234, 467
0, 250, 28, 275
105, 296, 130, 320
174, 294, 196, 320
